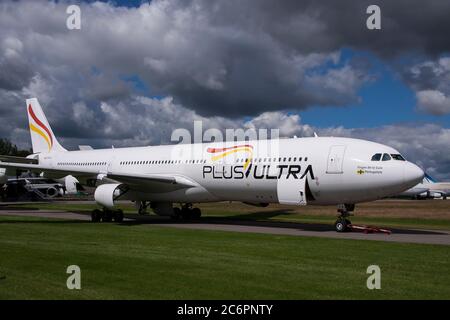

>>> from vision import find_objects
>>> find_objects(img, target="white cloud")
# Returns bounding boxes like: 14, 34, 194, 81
245, 112, 313, 137
416, 90, 450, 115
0, 0, 370, 118
405, 57, 450, 115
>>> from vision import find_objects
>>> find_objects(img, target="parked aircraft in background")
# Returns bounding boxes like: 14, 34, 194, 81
398, 173, 450, 199
55, 175, 82, 195
0, 98, 424, 232
0, 167, 81, 196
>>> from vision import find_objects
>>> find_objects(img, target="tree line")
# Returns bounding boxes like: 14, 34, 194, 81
0, 138, 31, 157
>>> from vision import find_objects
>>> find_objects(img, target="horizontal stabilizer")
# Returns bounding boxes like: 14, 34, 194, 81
0, 155, 38, 164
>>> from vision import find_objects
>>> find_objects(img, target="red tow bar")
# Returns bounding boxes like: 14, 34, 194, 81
348, 224, 391, 234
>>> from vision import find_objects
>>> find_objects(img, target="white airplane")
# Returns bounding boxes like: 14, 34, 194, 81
399, 173, 450, 199
396, 185, 430, 199
0, 98, 424, 232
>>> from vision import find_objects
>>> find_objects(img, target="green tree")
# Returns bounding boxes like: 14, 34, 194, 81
0, 138, 31, 156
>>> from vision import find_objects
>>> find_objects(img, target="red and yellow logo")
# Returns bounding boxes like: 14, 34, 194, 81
28, 104, 53, 151
207, 144, 253, 169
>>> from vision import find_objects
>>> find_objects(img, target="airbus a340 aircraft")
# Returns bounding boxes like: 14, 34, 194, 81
0, 98, 424, 232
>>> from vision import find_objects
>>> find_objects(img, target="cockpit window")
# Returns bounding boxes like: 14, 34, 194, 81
371, 153, 382, 161
382, 153, 391, 161
391, 154, 405, 161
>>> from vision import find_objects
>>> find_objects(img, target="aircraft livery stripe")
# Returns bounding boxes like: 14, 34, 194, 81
28, 104, 53, 147
29, 123, 51, 151
209, 146, 253, 170
207, 144, 253, 153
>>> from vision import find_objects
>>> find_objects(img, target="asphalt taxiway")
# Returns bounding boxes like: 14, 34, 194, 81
0, 208, 449, 245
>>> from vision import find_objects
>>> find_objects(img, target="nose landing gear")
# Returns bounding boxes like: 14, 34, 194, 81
334, 204, 392, 234
334, 204, 354, 232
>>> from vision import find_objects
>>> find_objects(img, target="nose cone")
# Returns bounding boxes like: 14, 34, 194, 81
404, 162, 424, 187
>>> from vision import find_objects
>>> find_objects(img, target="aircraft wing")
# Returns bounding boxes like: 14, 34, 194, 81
0, 155, 38, 164
0, 161, 93, 176
106, 172, 199, 191
0, 160, 198, 192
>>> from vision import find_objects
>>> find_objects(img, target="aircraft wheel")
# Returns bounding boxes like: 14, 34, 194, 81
335, 219, 348, 232
192, 207, 201, 219
181, 208, 191, 220
91, 209, 102, 222
102, 210, 113, 222
114, 209, 124, 222
172, 207, 181, 219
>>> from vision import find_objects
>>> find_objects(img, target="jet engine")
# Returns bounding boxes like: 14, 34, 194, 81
94, 183, 126, 208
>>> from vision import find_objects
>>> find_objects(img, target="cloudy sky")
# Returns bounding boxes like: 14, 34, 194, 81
0, 0, 449, 179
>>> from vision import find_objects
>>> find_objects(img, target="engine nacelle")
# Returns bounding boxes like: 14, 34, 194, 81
430, 192, 444, 198
94, 183, 124, 208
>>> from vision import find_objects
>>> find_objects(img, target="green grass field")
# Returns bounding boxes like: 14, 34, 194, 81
0, 214, 449, 299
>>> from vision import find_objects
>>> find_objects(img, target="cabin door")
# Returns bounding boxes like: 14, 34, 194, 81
277, 176, 307, 205
326, 145, 346, 174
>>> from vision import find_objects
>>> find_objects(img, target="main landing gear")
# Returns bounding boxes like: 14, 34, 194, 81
91, 208, 124, 223
138, 201, 150, 215
172, 203, 202, 220
334, 204, 354, 232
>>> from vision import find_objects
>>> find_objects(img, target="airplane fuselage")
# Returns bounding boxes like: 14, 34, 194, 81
36, 137, 424, 206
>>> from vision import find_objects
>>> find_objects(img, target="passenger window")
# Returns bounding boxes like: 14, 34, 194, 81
371, 153, 382, 161
382, 153, 391, 161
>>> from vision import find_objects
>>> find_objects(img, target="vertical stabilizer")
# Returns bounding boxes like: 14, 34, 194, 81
424, 173, 437, 184
26, 98, 66, 153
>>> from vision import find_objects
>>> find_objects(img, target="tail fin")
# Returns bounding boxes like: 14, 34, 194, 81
26, 98, 66, 153
424, 173, 437, 184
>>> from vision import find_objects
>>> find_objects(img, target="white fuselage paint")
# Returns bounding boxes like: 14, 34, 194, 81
36, 137, 424, 206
